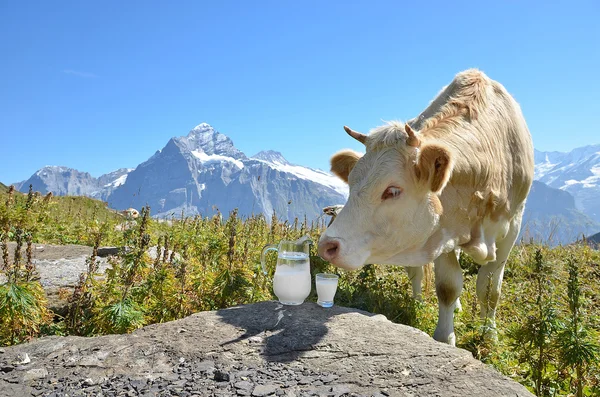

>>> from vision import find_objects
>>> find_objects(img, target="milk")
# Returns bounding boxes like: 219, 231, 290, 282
316, 278, 338, 302
272, 252, 311, 305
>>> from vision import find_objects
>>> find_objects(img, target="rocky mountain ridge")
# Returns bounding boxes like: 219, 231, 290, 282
16, 123, 347, 222
534, 144, 600, 222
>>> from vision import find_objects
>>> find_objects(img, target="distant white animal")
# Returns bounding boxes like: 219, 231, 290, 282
318, 69, 534, 345
122, 208, 140, 219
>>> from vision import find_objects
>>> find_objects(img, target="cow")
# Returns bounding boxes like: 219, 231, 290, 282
122, 208, 140, 219
317, 69, 534, 345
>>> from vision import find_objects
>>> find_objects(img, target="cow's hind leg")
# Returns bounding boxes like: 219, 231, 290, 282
405, 266, 423, 301
476, 210, 523, 341
433, 250, 463, 346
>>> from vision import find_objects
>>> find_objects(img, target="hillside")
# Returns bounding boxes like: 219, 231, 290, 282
0, 182, 122, 245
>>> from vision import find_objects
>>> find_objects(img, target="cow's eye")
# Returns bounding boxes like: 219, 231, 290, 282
382, 186, 402, 200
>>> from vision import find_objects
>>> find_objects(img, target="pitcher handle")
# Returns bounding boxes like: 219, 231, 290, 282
260, 244, 278, 275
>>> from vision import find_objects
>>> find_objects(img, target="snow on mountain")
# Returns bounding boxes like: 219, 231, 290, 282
252, 150, 348, 197
191, 150, 245, 169
534, 144, 600, 222
251, 150, 290, 165
15, 167, 134, 201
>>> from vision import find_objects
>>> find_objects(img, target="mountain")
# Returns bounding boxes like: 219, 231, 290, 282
587, 231, 600, 248
16, 123, 348, 222
534, 144, 600, 222
15, 166, 98, 197
520, 181, 600, 245
15, 167, 133, 202
108, 123, 347, 220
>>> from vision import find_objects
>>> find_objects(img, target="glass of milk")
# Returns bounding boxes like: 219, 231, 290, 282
316, 273, 339, 308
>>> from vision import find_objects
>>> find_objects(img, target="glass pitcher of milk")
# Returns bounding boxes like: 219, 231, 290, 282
261, 236, 312, 305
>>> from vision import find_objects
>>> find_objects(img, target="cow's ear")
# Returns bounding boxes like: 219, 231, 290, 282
331, 149, 362, 183
415, 144, 453, 193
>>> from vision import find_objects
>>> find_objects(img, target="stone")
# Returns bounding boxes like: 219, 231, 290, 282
23, 368, 48, 381
235, 381, 254, 391
320, 374, 337, 384
213, 370, 230, 382
96, 247, 120, 257
252, 384, 278, 396
0, 301, 532, 396
82, 377, 95, 386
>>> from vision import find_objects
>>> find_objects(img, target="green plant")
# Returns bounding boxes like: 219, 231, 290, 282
0, 185, 52, 345
555, 253, 600, 397
508, 248, 561, 396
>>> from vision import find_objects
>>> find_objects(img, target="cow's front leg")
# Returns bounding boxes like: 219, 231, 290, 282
433, 250, 463, 346
405, 266, 423, 301
476, 209, 523, 342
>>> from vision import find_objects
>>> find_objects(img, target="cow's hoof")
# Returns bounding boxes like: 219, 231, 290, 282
479, 325, 498, 344
412, 294, 423, 302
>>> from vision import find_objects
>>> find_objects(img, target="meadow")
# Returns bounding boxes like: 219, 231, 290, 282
1, 185, 599, 396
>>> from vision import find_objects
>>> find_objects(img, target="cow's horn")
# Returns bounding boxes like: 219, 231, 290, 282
344, 126, 367, 144
405, 124, 421, 147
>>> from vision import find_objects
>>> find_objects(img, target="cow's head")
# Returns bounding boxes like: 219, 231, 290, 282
317, 122, 453, 270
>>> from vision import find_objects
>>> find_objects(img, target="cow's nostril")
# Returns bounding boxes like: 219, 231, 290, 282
326, 242, 339, 257
319, 240, 340, 261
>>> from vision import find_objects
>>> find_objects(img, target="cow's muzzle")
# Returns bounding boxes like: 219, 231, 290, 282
318, 237, 341, 262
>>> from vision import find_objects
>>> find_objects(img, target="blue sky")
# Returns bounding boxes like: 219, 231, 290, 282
1, 1, 598, 183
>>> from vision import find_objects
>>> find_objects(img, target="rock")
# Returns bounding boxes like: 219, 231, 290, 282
96, 247, 120, 257
23, 368, 48, 381
252, 384, 278, 396
196, 360, 215, 373
82, 377, 95, 386
320, 374, 337, 384
0, 242, 111, 316
213, 370, 230, 382
0, 301, 533, 396
0, 243, 183, 316
15, 353, 30, 365
235, 381, 254, 391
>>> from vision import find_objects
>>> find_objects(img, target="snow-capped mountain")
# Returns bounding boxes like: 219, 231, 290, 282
534, 144, 600, 222
16, 123, 348, 221
521, 181, 600, 245
15, 167, 133, 201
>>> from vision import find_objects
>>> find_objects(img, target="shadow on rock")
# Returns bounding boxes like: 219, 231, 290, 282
216, 300, 376, 363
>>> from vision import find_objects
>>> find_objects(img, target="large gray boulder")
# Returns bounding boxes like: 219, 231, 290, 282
0, 301, 532, 396
0, 243, 110, 315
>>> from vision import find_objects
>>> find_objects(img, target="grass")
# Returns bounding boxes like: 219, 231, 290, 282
0, 184, 599, 396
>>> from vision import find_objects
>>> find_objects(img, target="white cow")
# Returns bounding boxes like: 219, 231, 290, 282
122, 208, 140, 219
318, 69, 534, 345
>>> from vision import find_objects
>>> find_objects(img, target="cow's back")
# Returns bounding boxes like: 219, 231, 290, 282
414, 69, 534, 222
